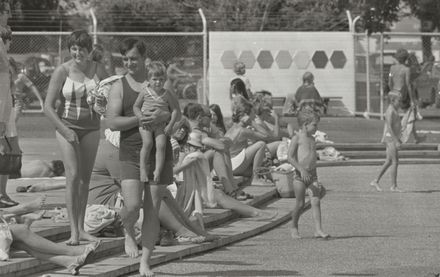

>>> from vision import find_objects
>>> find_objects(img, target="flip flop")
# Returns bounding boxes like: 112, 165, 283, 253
314, 234, 331, 240
65, 241, 81, 246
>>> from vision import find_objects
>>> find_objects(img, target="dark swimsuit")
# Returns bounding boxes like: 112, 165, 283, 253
119, 76, 173, 184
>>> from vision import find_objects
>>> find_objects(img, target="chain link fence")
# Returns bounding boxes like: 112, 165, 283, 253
354, 32, 440, 118
9, 31, 206, 113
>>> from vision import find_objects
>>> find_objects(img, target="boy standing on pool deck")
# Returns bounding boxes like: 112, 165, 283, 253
287, 109, 329, 239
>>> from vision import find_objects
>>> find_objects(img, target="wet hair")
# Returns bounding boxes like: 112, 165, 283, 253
51, 160, 65, 176
67, 30, 92, 52
90, 44, 104, 63
185, 103, 205, 120
395, 48, 409, 64
209, 104, 226, 134
119, 37, 147, 57
231, 99, 253, 123
297, 109, 320, 127
230, 78, 248, 100
146, 61, 167, 80
302, 71, 314, 83
183, 102, 197, 118
233, 61, 246, 75
0, 25, 11, 44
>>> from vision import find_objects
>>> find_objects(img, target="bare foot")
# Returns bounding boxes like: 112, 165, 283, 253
18, 210, 46, 227
250, 210, 278, 221
390, 186, 405, 193
79, 230, 100, 242
139, 260, 155, 277
370, 180, 382, 192
18, 195, 47, 214
124, 229, 139, 258
290, 229, 301, 239
314, 231, 330, 239
67, 241, 99, 275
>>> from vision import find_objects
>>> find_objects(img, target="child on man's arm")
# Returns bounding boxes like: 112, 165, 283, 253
287, 109, 329, 239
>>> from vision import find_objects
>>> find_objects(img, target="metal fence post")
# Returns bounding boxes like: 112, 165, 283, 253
198, 8, 208, 105
379, 33, 384, 120
366, 31, 371, 115
90, 8, 98, 45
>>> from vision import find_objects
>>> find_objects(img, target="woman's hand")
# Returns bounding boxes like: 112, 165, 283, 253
140, 108, 171, 126
62, 128, 79, 144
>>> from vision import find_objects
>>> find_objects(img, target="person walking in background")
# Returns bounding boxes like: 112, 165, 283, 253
133, 61, 181, 183
44, 29, 108, 246
0, 0, 21, 208
401, 51, 425, 144
370, 91, 403, 193
287, 109, 329, 240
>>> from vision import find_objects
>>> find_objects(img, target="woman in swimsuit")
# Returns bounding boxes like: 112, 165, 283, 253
44, 30, 108, 246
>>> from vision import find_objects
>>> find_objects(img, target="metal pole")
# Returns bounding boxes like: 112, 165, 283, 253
346, 10, 353, 32
365, 31, 371, 114
379, 33, 384, 120
90, 8, 98, 44
198, 8, 208, 105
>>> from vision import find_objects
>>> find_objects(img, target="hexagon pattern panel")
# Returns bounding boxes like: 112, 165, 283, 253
257, 50, 274, 69
220, 49, 348, 70
312, 50, 328, 69
238, 50, 256, 69
330, 50, 347, 69
293, 51, 311, 69
220, 50, 237, 69
275, 50, 293, 69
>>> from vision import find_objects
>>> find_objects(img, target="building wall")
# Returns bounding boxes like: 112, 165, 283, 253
209, 32, 355, 116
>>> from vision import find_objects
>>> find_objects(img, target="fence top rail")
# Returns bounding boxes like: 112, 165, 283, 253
12, 31, 205, 36
353, 31, 440, 36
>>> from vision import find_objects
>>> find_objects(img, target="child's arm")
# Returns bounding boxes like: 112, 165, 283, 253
164, 91, 182, 136
287, 134, 311, 182
132, 92, 145, 120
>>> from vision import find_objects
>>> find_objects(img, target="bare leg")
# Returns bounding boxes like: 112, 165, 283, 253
290, 180, 306, 239
373, 143, 393, 185
77, 130, 100, 242
213, 189, 275, 219
140, 128, 154, 182
388, 143, 402, 191
266, 141, 281, 159
1, 195, 46, 215
56, 131, 81, 245
139, 185, 162, 277
153, 133, 166, 183
120, 179, 143, 258
13, 241, 77, 268
27, 180, 66, 192
233, 141, 268, 185
210, 151, 237, 193
310, 196, 328, 238
10, 224, 85, 256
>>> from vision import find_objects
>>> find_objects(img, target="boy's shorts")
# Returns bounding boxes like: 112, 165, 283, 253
293, 170, 326, 198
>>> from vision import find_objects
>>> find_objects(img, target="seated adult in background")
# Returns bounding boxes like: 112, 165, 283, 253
209, 104, 227, 135
173, 128, 276, 221
251, 98, 284, 159
225, 100, 273, 186
283, 71, 324, 116
185, 103, 250, 200
230, 78, 252, 113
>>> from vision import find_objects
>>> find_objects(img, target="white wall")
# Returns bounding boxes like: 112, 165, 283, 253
209, 32, 355, 116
